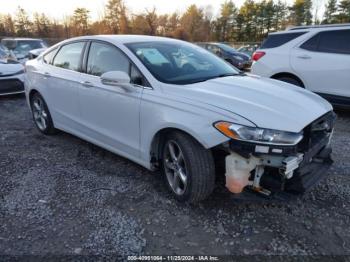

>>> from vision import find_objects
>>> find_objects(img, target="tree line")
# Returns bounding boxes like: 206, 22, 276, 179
0, 0, 349, 43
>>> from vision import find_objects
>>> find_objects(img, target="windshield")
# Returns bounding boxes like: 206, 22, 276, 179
1, 40, 48, 58
0, 45, 7, 58
0, 44, 17, 62
217, 43, 237, 52
126, 41, 239, 85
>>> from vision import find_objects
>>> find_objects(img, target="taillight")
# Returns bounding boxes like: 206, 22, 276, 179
252, 51, 266, 62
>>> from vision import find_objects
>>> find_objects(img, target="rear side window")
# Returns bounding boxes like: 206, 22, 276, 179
53, 42, 85, 71
261, 32, 306, 49
300, 30, 350, 54
318, 30, 350, 54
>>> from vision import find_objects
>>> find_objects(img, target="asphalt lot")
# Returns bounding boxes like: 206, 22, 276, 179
0, 95, 350, 257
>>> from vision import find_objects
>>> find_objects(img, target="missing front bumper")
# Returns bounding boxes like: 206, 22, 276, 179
225, 133, 333, 197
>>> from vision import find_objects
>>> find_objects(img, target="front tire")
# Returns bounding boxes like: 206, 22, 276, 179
161, 131, 215, 203
30, 92, 56, 135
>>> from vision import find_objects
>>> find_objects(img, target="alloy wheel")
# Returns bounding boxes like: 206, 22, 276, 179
163, 140, 188, 196
32, 97, 48, 131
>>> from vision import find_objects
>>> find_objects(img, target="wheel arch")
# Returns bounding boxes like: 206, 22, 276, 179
271, 72, 305, 88
29, 89, 40, 101
148, 126, 226, 170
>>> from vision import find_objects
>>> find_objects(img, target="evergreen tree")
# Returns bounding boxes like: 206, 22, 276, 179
337, 0, 350, 22
14, 6, 32, 36
105, 0, 130, 34
72, 8, 90, 36
323, 0, 338, 23
216, 1, 237, 42
290, 0, 313, 25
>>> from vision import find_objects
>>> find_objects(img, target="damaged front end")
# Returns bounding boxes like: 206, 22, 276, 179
218, 111, 336, 198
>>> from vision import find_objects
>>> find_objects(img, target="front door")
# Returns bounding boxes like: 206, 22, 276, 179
77, 41, 144, 159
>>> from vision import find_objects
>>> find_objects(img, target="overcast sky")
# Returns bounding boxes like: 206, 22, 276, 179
0, 0, 326, 20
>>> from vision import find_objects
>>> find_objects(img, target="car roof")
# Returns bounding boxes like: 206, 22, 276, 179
61, 35, 187, 45
269, 29, 309, 35
1, 38, 44, 41
270, 23, 350, 35
287, 23, 350, 31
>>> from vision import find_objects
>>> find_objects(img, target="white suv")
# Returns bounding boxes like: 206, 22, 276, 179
251, 24, 350, 107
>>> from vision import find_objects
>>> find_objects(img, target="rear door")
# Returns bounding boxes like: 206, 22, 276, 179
291, 29, 350, 98
47, 41, 86, 128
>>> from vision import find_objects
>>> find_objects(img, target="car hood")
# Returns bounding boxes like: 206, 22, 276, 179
165, 75, 332, 133
0, 62, 23, 74
29, 48, 47, 56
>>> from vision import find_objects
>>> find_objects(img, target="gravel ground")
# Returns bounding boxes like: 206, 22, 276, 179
0, 95, 350, 258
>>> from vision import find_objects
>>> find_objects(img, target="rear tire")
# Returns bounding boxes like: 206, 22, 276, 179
30, 92, 56, 135
161, 131, 215, 203
275, 76, 303, 87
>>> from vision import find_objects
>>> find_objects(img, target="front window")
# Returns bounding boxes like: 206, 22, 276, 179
126, 41, 239, 85
87, 42, 130, 77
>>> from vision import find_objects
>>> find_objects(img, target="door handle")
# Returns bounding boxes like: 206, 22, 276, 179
43, 72, 51, 78
81, 81, 94, 88
297, 55, 311, 59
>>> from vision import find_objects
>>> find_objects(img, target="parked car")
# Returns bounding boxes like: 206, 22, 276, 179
237, 44, 259, 58
25, 35, 335, 202
1, 38, 48, 63
197, 42, 251, 70
29, 48, 47, 60
0, 44, 25, 95
0, 44, 16, 61
251, 24, 350, 107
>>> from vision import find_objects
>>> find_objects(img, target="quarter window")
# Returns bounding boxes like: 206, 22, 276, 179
43, 48, 57, 64
300, 34, 319, 51
53, 42, 85, 71
87, 42, 130, 77
130, 64, 144, 85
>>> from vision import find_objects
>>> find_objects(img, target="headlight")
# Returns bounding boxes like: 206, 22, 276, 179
233, 55, 243, 61
214, 121, 303, 146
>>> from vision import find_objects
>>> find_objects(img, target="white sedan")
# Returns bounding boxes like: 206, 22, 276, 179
0, 45, 25, 95
25, 35, 336, 202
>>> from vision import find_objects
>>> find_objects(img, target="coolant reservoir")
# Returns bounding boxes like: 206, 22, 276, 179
225, 153, 260, 193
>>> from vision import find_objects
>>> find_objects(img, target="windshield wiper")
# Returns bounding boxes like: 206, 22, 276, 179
186, 72, 245, 84
216, 73, 240, 78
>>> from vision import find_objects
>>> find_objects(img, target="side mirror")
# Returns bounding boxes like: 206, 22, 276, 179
100, 71, 131, 87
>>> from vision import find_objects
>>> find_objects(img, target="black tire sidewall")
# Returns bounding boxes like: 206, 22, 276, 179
160, 132, 215, 203
277, 77, 303, 87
